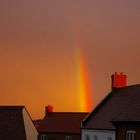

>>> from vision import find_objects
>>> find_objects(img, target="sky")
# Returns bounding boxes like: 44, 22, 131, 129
0, 0, 140, 119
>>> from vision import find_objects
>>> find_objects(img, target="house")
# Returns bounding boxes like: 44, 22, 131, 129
0, 106, 38, 140
81, 72, 140, 140
111, 90, 140, 140
37, 105, 88, 140
112, 121, 140, 140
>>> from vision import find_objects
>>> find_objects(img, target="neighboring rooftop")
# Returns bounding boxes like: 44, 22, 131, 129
0, 106, 38, 140
0, 106, 26, 140
38, 112, 88, 133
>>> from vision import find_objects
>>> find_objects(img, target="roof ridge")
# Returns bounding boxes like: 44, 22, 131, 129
0, 106, 25, 109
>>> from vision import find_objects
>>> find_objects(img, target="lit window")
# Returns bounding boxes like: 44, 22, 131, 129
85, 134, 90, 140
66, 136, 72, 140
94, 135, 98, 140
126, 131, 136, 140
107, 136, 112, 140
41, 135, 47, 140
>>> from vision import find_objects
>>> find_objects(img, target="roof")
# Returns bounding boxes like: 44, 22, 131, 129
0, 106, 26, 140
38, 112, 88, 133
82, 84, 140, 130
33, 119, 42, 128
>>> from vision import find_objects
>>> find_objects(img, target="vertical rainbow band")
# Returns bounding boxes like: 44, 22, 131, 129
76, 47, 92, 112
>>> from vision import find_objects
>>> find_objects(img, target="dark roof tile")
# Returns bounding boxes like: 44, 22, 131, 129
0, 106, 26, 140
38, 112, 88, 133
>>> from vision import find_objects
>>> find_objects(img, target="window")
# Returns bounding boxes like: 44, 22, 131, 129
94, 135, 98, 140
41, 135, 47, 140
66, 136, 72, 140
126, 130, 136, 140
85, 134, 90, 140
107, 136, 112, 140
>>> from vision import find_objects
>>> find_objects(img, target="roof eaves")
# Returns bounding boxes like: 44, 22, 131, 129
82, 128, 115, 131
112, 121, 140, 126
40, 131, 80, 134
0, 105, 25, 110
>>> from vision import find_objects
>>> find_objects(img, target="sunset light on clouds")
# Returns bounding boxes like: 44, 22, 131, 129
0, 0, 140, 119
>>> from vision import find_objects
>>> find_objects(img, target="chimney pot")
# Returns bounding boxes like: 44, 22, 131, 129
120, 72, 123, 75
111, 72, 127, 90
45, 105, 53, 115
115, 72, 118, 75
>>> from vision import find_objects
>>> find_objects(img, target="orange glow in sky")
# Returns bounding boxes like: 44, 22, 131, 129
0, 0, 140, 119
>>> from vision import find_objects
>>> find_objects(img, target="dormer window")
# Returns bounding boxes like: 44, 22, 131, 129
126, 130, 136, 140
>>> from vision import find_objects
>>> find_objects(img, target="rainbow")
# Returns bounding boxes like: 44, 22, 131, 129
76, 47, 92, 112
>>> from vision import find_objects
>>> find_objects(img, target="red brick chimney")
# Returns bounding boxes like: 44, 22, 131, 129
45, 105, 53, 115
111, 72, 127, 90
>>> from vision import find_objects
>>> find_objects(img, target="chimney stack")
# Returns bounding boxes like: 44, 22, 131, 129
45, 105, 53, 115
111, 72, 127, 90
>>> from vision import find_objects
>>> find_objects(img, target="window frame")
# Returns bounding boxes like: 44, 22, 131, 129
126, 130, 136, 140
41, 134, 47, 140
65, 135, 72, 140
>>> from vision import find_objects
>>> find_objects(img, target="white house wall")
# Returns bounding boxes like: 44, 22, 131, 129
22, 108, 38, 140
82, 129, 115, 140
